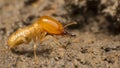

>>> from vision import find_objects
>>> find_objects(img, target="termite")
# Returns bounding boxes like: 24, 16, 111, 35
7, 16, 65, 48
7, 16, 76, 63
7, 16, 66, 62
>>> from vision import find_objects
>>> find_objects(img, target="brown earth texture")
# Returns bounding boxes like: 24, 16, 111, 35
0, 0, 120, 68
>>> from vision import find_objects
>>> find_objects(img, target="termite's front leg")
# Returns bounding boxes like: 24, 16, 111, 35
40, 35, 61, 48
33, 42, 38, 64
33, 32, 47, 64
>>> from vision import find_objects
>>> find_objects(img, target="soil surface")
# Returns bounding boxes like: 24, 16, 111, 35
0, 0, 120, 68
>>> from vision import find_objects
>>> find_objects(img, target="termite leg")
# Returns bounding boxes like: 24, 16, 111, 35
44, 35, 61, 47
33, 32, 46, 64
33, 42, 38, 64
40, 35, 52, 43
39, 32, 47, 42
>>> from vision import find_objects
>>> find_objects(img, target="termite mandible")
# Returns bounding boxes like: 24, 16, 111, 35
7, 16, 71, 62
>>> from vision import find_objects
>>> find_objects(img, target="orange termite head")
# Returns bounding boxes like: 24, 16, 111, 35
38, 16, 65, 35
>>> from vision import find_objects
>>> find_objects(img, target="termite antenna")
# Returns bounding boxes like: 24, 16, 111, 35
64, 22, 77, 28
63, 22, 77, 37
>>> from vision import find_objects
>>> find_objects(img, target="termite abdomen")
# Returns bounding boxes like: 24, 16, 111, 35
7, 24, 44, 49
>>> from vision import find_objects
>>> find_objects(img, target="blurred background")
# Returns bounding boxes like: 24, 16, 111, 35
0, 0, 120, 68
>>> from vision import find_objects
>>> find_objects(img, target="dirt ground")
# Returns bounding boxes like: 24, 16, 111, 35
0, 0, 120, 68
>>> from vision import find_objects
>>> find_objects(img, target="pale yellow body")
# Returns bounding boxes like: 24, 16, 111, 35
7, 16, 64, 49
7, 16, 65, 64
7, 22, 46, 49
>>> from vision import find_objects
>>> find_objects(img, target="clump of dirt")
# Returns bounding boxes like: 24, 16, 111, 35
0, 0, 120, 68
